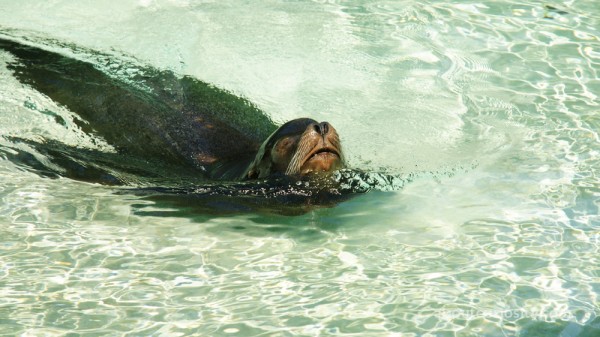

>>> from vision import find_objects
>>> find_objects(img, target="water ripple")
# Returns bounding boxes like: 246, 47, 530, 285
1, 1, 600, 336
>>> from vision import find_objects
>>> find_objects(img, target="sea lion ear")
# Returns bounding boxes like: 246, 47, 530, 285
246, 167, 259, 179
243, 155, 271, 180
248, 158, 271, 179
243, 129, 278, 180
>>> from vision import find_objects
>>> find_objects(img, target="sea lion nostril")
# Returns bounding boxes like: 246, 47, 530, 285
320, 122, 329, 135
313, 123, 321, 134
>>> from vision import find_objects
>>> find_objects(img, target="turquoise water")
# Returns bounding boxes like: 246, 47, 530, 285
1, 1, 599, 336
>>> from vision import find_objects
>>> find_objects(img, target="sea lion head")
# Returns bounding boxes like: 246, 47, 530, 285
243, 118, 344, 179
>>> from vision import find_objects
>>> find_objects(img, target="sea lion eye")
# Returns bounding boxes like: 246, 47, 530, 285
275, 137, 294, 151
268, 136, 298, 172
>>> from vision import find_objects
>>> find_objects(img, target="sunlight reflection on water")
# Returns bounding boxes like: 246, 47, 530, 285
1, 0, 599, 336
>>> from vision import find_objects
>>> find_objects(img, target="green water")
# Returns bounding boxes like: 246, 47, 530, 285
1, 1, 599, 336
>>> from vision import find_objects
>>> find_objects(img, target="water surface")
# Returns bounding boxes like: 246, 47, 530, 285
1, 1, 599, 336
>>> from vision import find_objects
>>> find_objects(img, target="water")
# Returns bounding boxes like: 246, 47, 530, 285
0, 1, 599, 336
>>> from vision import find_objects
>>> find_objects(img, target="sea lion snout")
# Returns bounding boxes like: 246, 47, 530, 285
294, 121, 342, 175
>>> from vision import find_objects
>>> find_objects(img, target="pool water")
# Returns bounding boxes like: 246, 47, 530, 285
0, 1, 599, 336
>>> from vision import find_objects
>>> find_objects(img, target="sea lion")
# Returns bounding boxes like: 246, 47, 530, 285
0, 36, 344, 186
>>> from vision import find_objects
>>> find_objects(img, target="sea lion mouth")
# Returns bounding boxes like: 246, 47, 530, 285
308, 147, 340, 160
299, 145, 342, 174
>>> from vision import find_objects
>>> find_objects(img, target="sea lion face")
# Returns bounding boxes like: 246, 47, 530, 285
244, 118, 344, 179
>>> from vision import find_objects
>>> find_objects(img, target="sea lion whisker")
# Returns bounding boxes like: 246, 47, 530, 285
286, 134, 315, 175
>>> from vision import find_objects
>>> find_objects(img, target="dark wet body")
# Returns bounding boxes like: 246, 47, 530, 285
1, 37, 345, 185
1, 37, 280, 184
0, 37, 355, 214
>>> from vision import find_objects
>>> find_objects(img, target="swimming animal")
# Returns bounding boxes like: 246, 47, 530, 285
0, 36, 344, 186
